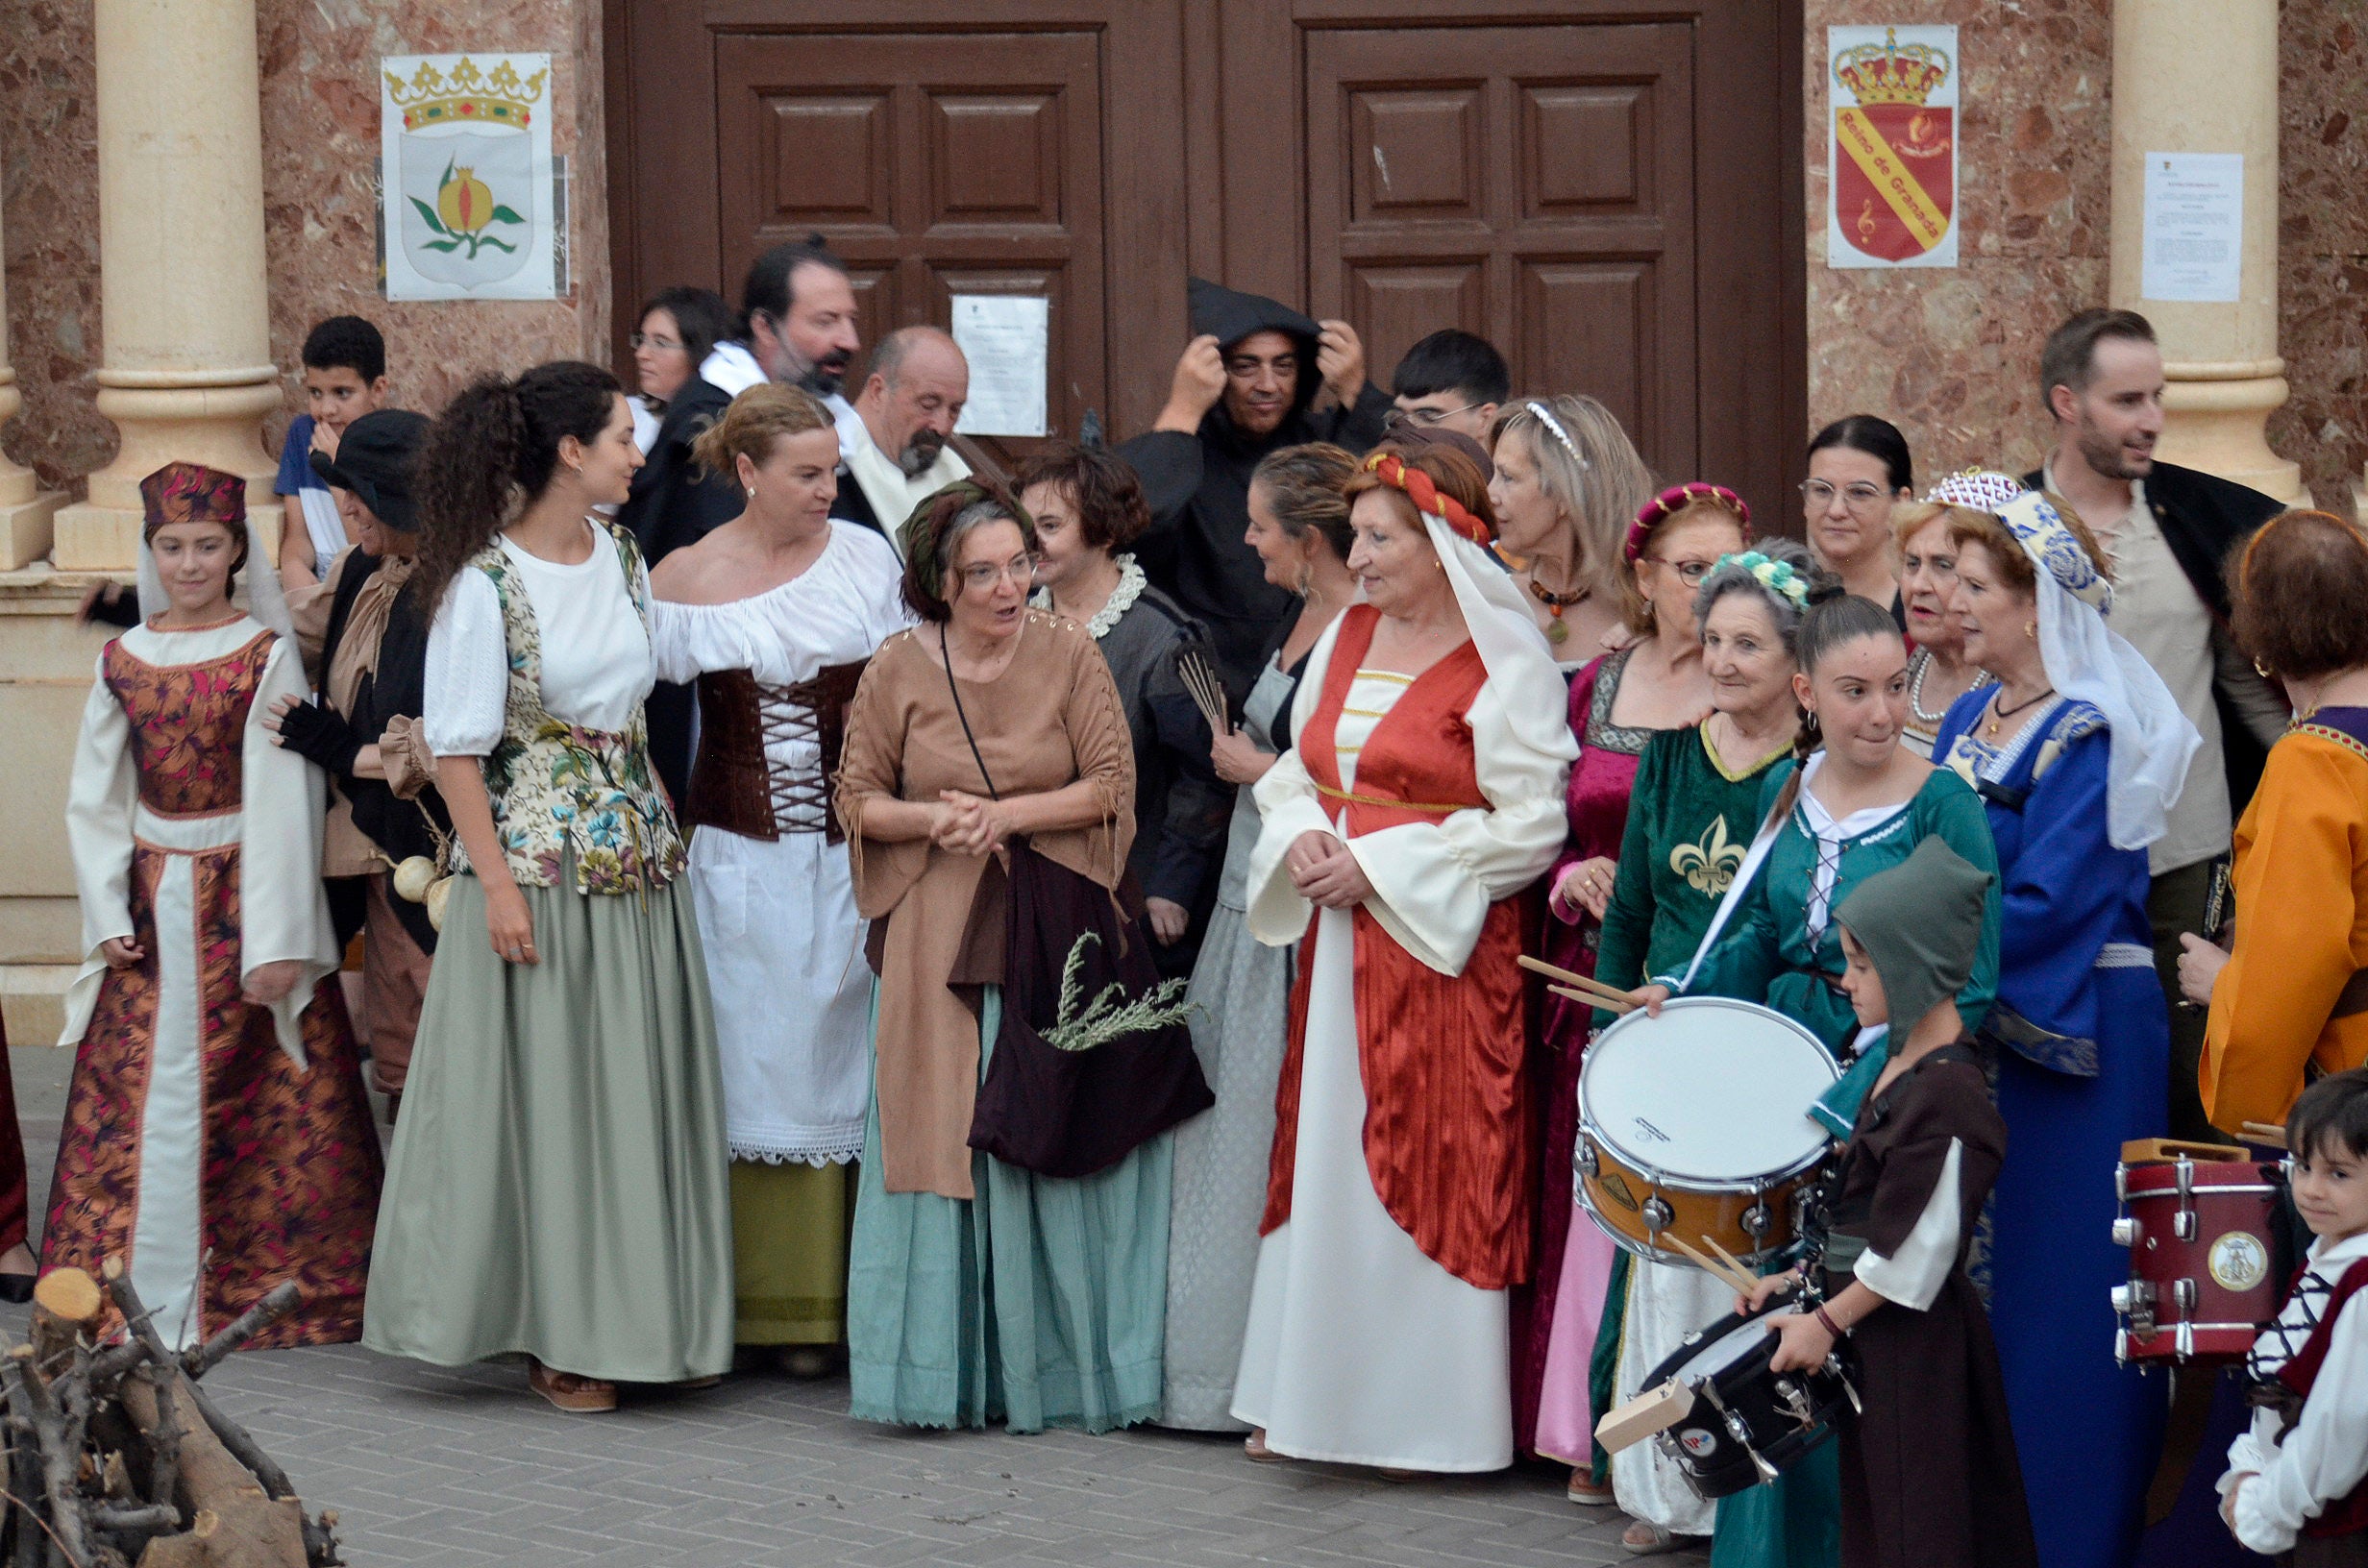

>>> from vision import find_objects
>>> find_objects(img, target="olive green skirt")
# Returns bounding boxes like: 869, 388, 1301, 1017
362, 872, 734, 1382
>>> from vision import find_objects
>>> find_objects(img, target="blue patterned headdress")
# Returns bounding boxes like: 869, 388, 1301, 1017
1997, 490, 2112, 613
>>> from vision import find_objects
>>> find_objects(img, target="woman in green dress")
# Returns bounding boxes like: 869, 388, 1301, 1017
1581, 538, 1816, 1555
1627, 587, 2003, 1568
836, 481, 1170, 1433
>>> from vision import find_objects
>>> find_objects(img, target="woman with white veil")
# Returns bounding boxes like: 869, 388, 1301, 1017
1232, 442, 1575, 1473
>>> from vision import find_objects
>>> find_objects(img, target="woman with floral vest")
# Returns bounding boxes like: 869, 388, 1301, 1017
363, 362, 761, 1412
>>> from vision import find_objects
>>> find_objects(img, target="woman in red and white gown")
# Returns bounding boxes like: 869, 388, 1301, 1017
1232, 443, 1574, 1472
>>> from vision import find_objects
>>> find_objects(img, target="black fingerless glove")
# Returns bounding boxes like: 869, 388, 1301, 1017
275, 698, 364, 778
86, 582, 141, 629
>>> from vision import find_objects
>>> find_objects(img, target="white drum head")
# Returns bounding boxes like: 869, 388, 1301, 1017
1582, 997, 1838, 1182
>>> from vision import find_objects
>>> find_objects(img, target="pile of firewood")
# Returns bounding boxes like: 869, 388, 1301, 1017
0, 1261, 340, 1568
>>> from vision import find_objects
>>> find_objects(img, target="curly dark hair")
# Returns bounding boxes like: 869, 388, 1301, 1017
2232, 509, 2368, 681
1013, 443, 1151, 551
411, 361, 622, 613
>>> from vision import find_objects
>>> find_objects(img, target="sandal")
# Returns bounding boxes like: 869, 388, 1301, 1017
1243, 1429, 1285, 1463
1566, 1471, 1616, 1507
528, 1359, 617, 1412
1620, 1522, 1699, 1557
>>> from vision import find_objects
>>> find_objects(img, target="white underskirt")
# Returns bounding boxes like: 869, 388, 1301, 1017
1229, 903, 1512, 1471
1610, 1257, 1726, 1533
129, 852, 208, 1352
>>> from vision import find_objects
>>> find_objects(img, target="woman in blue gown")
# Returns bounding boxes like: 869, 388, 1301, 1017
1929, 478, 2202, 1568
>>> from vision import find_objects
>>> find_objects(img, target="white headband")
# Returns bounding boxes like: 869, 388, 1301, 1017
1525, 401, 1590, 472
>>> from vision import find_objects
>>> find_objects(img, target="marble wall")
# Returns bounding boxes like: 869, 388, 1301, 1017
2276, 9, 2368, 507
0, 0, 608, 492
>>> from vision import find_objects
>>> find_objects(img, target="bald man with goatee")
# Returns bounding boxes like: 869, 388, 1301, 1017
830, 327, 973, 553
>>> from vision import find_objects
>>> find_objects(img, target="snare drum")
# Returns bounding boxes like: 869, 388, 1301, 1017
1640, 1304, 1861, 1500
1577, 996, 1839, 1267
2111, 1146, 2291, 1364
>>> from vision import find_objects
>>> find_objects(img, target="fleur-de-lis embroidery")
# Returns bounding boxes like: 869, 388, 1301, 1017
1669, 814, 1746, 895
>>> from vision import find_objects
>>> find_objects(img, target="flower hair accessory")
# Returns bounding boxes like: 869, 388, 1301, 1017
1712, 550, 1811, 611
1922, 468, 2026, 514
1365, 451, 1493, 549
1627, 482, 1751, 564
1524, 401, 1589, 472
1998, 490, 2111, 613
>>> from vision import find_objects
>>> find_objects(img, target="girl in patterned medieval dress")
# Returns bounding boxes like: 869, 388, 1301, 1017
48, 461, 382, 1351
364, 363, 755, 1412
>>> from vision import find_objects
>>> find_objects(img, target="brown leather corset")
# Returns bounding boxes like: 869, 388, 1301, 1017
104, 628, 275, 818
683, 660, 869, 844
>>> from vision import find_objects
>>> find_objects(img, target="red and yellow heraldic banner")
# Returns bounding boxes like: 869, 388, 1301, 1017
1827, 26, 1958, 269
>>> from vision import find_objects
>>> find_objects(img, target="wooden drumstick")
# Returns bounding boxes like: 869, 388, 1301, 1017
1549, 983, 1634, 1017
1522, 956, 1638, 1011
1699, 1236, 1763, 1290
2241, 1121, 2289, 1151
1662, 1233, 1759, 1296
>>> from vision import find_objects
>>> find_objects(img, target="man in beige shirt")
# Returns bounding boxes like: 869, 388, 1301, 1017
2027, 308, 2288, 1139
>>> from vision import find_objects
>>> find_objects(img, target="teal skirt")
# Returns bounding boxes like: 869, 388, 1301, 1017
362, 871, 735, 1383
847, 986, 1171, 1433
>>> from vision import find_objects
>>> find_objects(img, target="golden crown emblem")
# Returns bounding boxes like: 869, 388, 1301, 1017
384, 57, 549, 133
1832, 29, 1950, 107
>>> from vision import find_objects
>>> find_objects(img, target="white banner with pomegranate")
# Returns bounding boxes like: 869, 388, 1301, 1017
380, 53, 559, 301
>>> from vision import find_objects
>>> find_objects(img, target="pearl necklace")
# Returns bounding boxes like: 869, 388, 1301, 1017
1908, 650, 1987, 727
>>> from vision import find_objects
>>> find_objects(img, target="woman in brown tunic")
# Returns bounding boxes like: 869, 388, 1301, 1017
837, 480, 1171, 1433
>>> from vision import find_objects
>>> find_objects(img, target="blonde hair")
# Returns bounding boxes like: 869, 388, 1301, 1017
1889, 499, 1987, 552
1491, 394, 1654, 607
691, 381, 833, 480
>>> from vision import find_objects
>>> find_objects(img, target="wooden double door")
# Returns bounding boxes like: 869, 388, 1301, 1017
605, 0, 1802, 507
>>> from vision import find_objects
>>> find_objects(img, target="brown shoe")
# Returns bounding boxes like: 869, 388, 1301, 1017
528, 1359, 617, 1412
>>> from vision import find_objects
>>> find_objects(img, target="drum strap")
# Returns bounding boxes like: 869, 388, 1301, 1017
1673, 808, 1787, 992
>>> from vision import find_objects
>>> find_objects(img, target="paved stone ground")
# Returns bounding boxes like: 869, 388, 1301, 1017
4, 1046, 1711, 1567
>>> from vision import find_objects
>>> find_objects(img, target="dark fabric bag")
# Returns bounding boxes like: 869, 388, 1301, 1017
967, 837, 1213, 1177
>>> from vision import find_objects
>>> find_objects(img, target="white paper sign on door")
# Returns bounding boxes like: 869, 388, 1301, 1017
2141, 153, 2244, 304
950, 295, 1049, 438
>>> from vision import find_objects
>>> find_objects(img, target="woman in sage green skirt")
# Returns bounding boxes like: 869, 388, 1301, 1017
363, 362, 742, 1412
836, 480, 1169, 1433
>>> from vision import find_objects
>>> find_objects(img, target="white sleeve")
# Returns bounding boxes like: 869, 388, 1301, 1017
647, 596, 761, 683
423, 570, 508, 757
1245, 617, 1344, 948
1854, 1138, 1963, 1312
60, 656, 135, 1044
1343, 676, 1569, 975
2232, 1289, 2368, 1555
239, 637, 336, 1066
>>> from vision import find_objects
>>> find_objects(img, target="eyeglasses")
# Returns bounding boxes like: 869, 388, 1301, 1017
1642, 555, 1719, 584
959, 555, 1042, 591
629, 332, 684, 352
1385, 403, 1480, 429
1800, 479, 1891, 510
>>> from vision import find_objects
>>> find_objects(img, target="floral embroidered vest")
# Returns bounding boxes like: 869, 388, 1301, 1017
446, 521, 685, 894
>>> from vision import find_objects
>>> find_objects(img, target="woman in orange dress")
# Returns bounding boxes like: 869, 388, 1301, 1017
1232, 442, 1574, 1472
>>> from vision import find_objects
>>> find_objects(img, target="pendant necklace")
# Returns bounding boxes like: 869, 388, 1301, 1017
1525, 573, 1589, 647
1984, 684, 2056, 742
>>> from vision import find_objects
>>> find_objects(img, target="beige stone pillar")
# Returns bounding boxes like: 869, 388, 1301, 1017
50, 0, 280, 571
0, 187, 69, 571
2109, 0, 2303, 502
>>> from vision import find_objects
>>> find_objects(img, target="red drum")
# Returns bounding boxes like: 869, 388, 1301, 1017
2110, 1145, 2289, 1365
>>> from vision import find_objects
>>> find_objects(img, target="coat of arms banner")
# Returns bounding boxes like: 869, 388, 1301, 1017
380, 53, 559, 302
1826, 26, 1959, 270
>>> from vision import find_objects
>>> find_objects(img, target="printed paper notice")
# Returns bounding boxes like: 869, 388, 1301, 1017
2141, 153, 2243, 304
950, 295, 1049, 438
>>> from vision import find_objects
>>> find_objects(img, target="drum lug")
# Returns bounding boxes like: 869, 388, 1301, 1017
2114, 1163, 2128, 1204
1740, 1202, 1773, 1242
1821, 1357, 1862, 1417
2115, 1328, 2129, 1367
2174, 1208, 2197, 1242
2174, 1157, 2197, 1240
2110, 1216, 2140, 1248
2174, 1277, 2198, 1313
1641, 1195, 1674, 1236
1576, 1140, 1598, 1180
2176, 1320, 2194, 1360
1699, 1378, 1780, 1485
2111, 1280, 2157, 1337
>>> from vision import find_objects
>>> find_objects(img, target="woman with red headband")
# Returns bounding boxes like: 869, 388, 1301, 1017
1230, 442, 1575, 1474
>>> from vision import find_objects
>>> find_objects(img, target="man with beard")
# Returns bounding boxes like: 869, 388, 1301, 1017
829, 326, 971, 552
2026, 307, 2290, 1142
1119, 278, 1393, 694
703, 235, 868, 467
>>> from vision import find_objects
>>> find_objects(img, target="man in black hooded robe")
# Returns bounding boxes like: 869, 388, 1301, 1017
1118, 279, 1393, 695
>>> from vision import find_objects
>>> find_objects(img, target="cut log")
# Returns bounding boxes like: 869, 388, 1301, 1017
30, 1271, 103, 1377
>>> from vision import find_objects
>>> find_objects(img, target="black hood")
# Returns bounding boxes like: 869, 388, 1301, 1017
1188, 278, 1324, 447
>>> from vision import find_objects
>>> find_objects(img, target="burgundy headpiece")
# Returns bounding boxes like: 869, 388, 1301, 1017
138, 462, 249, 538
1626, 482, 1751, 564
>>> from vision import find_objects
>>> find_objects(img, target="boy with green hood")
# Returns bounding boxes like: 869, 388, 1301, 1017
1740, 836, 2037, 1568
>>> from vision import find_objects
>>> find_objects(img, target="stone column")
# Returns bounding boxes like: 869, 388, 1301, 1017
2108, 0, 2302, 502
0, 187, 69, 571
50, 0, 280, 571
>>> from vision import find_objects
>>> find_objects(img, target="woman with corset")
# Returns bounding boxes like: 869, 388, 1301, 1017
651, 383, 914, 1372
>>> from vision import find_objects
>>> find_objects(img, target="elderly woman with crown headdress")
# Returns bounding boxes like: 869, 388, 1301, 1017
1927, 478, 2200, 1568
47, 462, 382, 1351
1233, 441, 1575, 1473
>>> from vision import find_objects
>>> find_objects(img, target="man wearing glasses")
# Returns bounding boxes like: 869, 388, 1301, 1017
1387, 329, 1510, 446
1120, 278, 1393, 695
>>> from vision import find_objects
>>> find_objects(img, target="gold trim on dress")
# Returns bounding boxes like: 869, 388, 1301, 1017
1313, 781, 1464, 815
